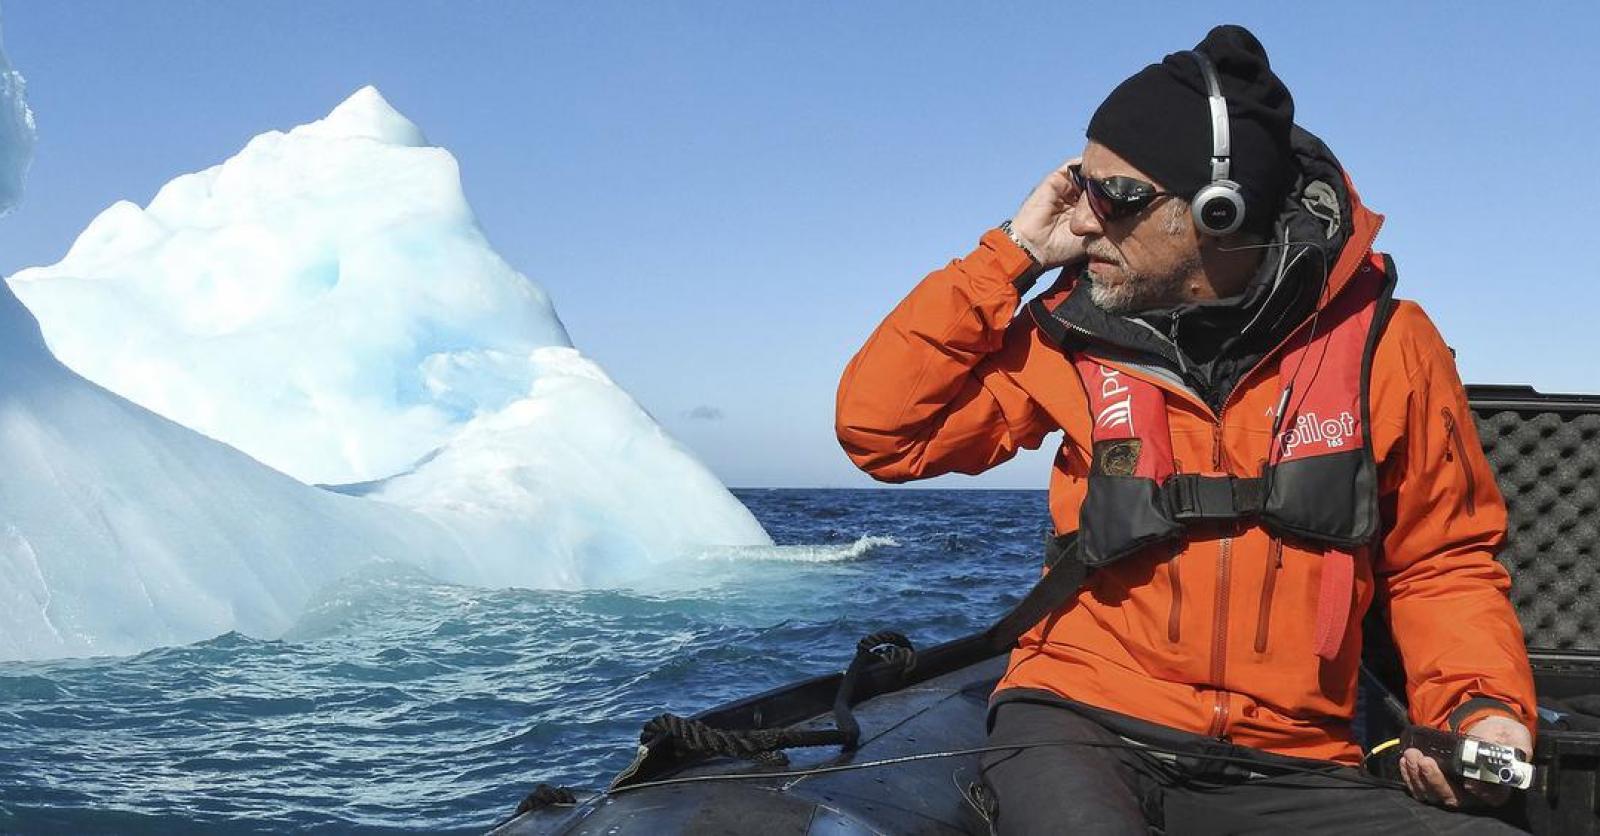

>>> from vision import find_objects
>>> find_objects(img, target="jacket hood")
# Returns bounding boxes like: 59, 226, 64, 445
1030, 124, 1384, 407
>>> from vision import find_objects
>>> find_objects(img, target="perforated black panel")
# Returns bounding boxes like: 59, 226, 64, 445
1474, 401, 1600, 651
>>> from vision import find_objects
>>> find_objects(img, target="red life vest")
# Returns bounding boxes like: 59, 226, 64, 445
1057, 261, 1396, 659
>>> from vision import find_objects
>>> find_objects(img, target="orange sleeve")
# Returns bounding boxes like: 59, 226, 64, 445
1374, 303, 1537, 739
835, 229, 1056, 482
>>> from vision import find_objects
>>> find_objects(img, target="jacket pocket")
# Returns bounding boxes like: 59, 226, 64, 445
1254, 537, 1283, 653
1441, 407, 1478, 517
1168, 556, 1183, 644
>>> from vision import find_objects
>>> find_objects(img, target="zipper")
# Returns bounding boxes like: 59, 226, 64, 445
1254, 537, 1283, 653
1167, 555, 1183, 644
1055, 314, 1108, 347
1440, 407, 1478, 516
1207, 536, 1234, 738
1209, 691, 1231, 741
1208, 421, 1231, 738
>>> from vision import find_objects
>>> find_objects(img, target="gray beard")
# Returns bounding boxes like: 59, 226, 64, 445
1087, 267, 1191, 315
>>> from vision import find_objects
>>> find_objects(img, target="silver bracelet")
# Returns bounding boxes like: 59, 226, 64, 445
999, 219, 1044, 266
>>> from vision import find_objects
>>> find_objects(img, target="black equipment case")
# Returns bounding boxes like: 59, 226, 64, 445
1359, 385, 1600, 833
1456, 386, 1600, 834
498, 385, 1600, 835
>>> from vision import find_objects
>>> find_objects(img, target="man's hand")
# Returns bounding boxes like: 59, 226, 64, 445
1010, 158, 1089, 269
1400, 715, 1532, 809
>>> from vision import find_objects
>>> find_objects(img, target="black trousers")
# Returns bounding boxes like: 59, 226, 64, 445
980, 698, 1528, 835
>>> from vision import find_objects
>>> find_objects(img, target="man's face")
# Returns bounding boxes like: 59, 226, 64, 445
1070, 141, 1204, 315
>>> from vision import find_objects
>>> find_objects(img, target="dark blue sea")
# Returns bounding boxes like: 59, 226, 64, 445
0, 489, 1050, 834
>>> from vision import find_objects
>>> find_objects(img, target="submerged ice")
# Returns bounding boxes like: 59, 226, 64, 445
1, 86, 770, 661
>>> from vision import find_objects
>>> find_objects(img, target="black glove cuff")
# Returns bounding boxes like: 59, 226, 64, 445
1448, 696, 1519, 733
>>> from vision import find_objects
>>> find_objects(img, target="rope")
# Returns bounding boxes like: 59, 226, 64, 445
642, 713, 846, 765
638, 629, 921, 764
512, 783, 577, 816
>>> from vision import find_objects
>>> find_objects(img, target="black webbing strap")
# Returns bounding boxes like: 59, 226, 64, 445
1162, 474, 1265, 523
1358, 663, 1409, 728
980, 532, 1087, 656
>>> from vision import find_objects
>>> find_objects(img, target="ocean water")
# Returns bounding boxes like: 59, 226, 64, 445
0, 489, 1050, 834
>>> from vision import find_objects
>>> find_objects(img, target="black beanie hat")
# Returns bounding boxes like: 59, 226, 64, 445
1086, 24, 1295, 234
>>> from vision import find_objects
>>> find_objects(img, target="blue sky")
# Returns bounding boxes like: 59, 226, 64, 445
0, 2, 1595, 488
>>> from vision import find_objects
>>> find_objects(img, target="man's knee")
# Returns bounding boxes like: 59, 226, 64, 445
981, 700, 1152, 835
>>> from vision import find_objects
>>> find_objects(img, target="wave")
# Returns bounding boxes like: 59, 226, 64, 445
694, 535, 900, 564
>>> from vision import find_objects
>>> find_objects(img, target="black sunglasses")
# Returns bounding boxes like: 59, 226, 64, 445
1069, 163, 1181, 223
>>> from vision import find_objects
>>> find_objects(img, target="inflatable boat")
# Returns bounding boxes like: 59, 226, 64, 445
492, 386, 1600, 835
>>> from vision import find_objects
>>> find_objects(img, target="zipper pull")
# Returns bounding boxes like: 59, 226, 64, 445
1440, 406, 1478, 516
1168, 311, 1190, 375
1270, 386, 1293, 436
1267, 384, 1294, 463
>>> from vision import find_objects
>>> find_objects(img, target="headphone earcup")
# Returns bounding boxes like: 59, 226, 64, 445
1191, 181, 1246, 236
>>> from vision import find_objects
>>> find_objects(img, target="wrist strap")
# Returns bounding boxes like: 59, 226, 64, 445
1449, 697, 1521, 733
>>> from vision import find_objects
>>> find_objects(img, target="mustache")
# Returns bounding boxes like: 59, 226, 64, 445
1084, 244, 1123, 265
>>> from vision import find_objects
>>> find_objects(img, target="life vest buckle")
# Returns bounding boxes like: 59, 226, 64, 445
1162, 474, 1265, 523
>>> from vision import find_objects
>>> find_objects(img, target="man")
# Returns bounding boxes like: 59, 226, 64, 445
835, 25, 1536, 834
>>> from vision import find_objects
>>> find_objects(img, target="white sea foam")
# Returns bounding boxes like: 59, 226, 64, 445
696, 536, 900, 564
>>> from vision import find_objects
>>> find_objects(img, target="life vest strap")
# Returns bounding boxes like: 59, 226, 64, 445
1161, 474, 1265, 523
1313, 549, 1355, 661
982, 532, 1088, 656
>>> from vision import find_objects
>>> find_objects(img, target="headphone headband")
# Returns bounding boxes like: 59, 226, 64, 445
1183, 49, 1246, 236
1186, 50, 1231, 183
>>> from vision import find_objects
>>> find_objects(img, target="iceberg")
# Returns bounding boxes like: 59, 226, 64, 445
11, 86, 567, 486
1, 85, 770, 661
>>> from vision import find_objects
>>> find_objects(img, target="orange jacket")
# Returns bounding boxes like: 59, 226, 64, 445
836, 194, 1535, 764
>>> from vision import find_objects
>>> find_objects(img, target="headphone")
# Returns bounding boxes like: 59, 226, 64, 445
1185, 49, 1247, 236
